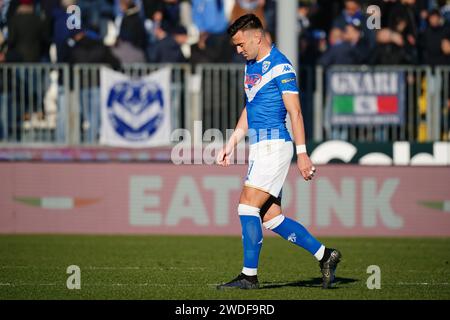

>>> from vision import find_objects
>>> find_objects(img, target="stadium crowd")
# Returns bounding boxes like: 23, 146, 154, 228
0, 0, 449, 67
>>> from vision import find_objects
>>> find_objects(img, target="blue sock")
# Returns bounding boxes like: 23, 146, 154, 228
264, 215, 322, 256
238, 204, 263, 276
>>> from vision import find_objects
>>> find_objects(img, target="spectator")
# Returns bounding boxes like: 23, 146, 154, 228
118, 0, 147, 52
144, 2, 164, 47
142, 0, 163, 20
297, 1, 311, 38
39, 0, 60, 20
438, 0, 450, 26
332, 0, 365, 30
332, 0, 376, 49
317, 20, 367, 67
77, 0, 115, 38
190, 31, 214, 63
160, 0, 182, 31
143, 0, 184, 30
6, 0, 50, 62
420, 9, 449, 65
1, 0, 11, 30
263, 0, 276, 35
4, 0, 19, 23
51, 0, 77, 63
150, 24, 188, 62
442, 28, 450, 60
67, 29, 121, 143
67, 29, 121, 69
370, 0, 398, 28
192, 0, 228, 34
372, 14, 418, 64
387, 0, 419, 48
111, 38, 147, 63
328, 26, 344, 47
0, 0, 7, 59
191, 0, 233, 62
144, 0, 195, 62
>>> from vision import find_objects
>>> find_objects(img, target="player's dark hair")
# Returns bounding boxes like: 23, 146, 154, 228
227, 14, 263, 37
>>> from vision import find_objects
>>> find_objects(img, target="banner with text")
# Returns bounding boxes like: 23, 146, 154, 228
1, 163, 449, 236
326, 70, 405, 125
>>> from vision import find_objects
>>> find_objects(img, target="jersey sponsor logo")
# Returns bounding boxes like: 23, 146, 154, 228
281, 78, 295, 84
262, 61, 271, 74
245, 74, 262, 88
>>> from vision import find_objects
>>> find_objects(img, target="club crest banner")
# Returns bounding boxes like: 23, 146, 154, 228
100, 67, 172, 147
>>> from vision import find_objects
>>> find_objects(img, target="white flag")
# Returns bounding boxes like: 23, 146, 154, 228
100, 67, 172, 147
354, 96, 377, 114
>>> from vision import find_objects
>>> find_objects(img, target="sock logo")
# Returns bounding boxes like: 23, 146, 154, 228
287, 233, 297, 243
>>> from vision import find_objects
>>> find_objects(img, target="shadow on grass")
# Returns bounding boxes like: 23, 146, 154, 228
260, 277, 359, 290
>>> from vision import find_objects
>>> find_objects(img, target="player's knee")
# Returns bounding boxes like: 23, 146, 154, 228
239, 191, 257, 207
239, 187, 270, 207
263, 214, 285, 230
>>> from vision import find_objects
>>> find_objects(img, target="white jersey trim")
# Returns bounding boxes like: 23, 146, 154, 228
245, 63, 297, 102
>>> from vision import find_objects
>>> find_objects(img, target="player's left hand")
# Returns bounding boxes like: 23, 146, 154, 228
297, 153, 316, 181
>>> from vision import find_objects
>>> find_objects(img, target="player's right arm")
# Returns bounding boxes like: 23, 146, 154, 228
216, 107, 248, 166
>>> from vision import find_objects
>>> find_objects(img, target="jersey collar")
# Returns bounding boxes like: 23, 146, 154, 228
256, 45, 274, 63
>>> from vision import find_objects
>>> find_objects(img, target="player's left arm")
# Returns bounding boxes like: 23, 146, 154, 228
283, 93, 316, 181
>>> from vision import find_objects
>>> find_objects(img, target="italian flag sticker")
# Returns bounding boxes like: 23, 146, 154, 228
14, 197, 99, 209
333, 95, 398, 114
419, 201, 450, 212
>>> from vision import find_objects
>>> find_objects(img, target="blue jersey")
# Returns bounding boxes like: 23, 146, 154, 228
244, 45, 299, 144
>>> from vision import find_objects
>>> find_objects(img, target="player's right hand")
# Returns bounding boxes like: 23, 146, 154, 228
297, 153, 316, 181
216, 147, 233, 167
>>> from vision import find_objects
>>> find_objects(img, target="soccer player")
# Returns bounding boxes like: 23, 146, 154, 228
216, 14, 341, 290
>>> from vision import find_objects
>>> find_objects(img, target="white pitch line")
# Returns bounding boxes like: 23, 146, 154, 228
0, 282, 203, 287
86, 283, 199, 287
2, 282, 450, 287
396, 282, 450, 286
0, 283, 59, 286
0, 265, 207, 271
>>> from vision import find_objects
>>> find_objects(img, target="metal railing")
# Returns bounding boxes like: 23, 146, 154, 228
195, 64, 245, 134
0, 63, 448, 146
433, 66, 450, 141
0, 64, 70, 144
195, 63, 316, 137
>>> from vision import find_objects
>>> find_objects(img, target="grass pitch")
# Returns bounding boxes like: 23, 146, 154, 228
0, 235, 449, 300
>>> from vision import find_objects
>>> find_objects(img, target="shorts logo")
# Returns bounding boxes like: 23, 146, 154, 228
106, 81, 164, 141
245, 74, 262, 89
262, 61, 271, 74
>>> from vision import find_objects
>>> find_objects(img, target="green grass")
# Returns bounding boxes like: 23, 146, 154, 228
0, 235, 449, 300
